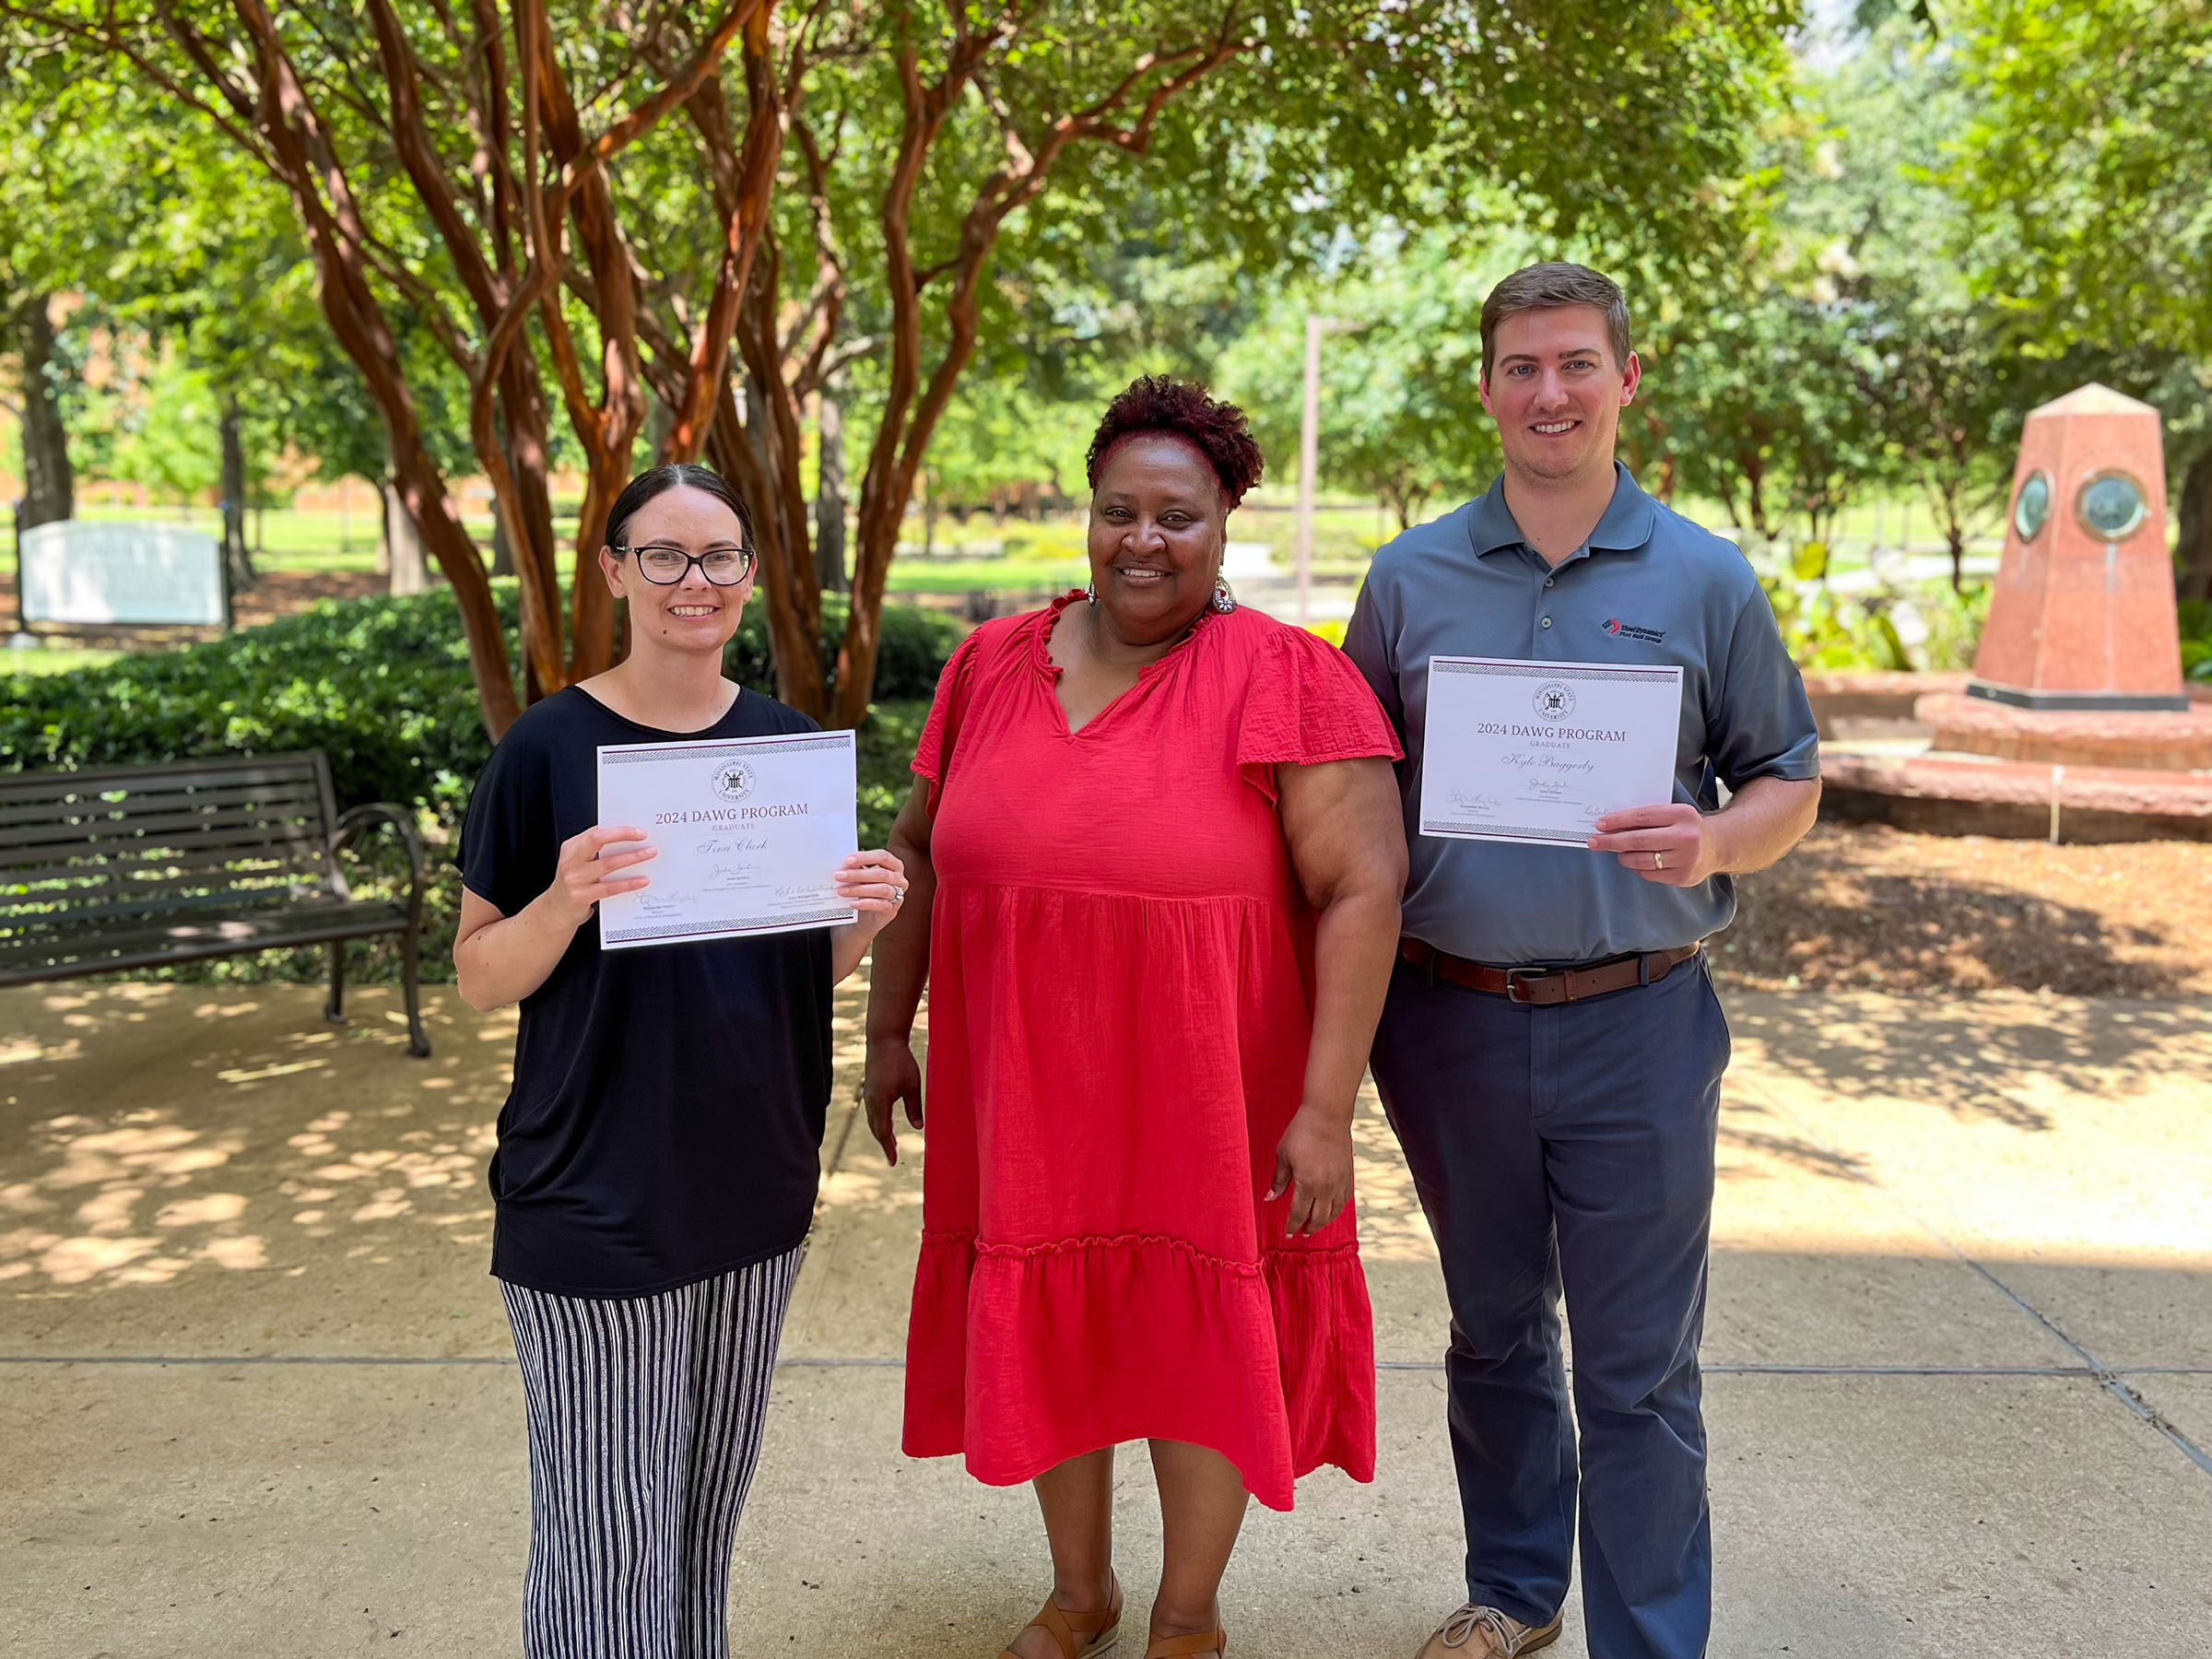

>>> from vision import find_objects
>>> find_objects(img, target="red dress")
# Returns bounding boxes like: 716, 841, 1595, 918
902, 594, 1402, 1510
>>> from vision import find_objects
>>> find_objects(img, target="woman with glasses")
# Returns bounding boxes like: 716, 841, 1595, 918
453, 463, 906, 1659
865, 380, 1408, 1659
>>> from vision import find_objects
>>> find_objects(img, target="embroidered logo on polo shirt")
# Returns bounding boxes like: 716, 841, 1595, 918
1603, 617, 1666, 644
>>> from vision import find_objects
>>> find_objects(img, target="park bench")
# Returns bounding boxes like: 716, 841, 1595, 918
0, 752, 430, 1056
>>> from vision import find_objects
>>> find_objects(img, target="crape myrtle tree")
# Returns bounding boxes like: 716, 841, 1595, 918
0, 53, 100, 531
6, 0, 1800, 736
669, 0, 1798, 726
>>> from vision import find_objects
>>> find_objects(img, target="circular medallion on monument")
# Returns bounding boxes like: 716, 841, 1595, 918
2012, 471, 2051, 542
1532, 681, 1577, 722
710, 757, 758, 802
2076, 471, 2147, 541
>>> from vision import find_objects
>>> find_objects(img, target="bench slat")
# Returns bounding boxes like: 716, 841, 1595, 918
0, 779, 326, 829
3, 876, 332, 929
0, 803, 332, 856
0, 900, 409, 982
0, 837, 331, 894
0, 755, 327, 800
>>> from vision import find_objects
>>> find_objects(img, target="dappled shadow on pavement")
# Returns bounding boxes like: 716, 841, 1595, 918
1723, 990, 2212, 1132
0, 976, 875, 1345
0, 983, 503, 1300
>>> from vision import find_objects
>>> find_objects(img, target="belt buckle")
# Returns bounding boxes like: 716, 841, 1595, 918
1504, 966, 1546, 1005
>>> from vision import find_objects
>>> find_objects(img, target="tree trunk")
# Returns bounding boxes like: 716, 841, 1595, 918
382, 480, 429, 595
710, 375, 826, 718
814, 385, 849, 594
218, 397, 255, 591
490, 515, 515, 577
2178, 445, 2212, 606
16, 294, 74, 532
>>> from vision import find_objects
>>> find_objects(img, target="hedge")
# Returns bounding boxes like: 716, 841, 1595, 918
0, 583, 958, 984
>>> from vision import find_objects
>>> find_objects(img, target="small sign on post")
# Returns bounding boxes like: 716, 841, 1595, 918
17, 521, 230, 629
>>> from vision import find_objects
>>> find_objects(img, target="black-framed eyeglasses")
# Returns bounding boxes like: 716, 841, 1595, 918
617, 543, 756, 586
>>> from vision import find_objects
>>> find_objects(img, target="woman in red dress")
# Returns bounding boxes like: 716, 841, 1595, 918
865, 380, 1407, 1658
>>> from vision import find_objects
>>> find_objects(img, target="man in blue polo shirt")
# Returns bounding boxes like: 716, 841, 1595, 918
1345, 262, 1820, 1659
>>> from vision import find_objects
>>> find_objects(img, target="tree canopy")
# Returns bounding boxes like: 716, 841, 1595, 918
1, 0, 1805, 734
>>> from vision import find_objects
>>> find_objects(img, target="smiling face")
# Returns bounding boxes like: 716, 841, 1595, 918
1479, 304, 1641, 488
600, 484, 753, 658
1086, 434, 1227, 645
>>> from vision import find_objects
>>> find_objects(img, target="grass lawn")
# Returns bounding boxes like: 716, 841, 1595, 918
0, 644, 128, 675
887, 556, 1088, 594
4, 484, 2016, 586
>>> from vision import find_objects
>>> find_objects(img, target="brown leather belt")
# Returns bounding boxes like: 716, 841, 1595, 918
1398, 937, 1702, 1006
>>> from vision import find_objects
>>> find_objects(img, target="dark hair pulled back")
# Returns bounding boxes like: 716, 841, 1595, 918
604, 463, 755, 553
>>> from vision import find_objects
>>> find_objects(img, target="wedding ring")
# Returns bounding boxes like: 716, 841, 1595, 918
1654, 852, 1665, 871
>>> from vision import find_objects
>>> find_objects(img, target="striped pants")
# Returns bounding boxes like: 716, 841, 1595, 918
500, 1246, 802, 1659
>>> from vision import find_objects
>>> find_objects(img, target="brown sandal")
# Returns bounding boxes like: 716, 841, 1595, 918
1000, 1573, 1123, 1659
1142, 1633, 1227, 1659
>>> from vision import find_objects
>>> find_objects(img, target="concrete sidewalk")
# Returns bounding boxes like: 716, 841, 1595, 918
3, 979, 2207, 1656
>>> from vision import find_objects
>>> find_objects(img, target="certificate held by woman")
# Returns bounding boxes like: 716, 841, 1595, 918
595, 728, 860, 948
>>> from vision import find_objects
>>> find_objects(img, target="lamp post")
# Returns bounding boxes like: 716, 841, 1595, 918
1296, 315, 1323, 622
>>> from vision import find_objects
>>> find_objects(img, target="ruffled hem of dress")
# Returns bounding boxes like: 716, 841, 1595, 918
902, 1229, 1375, 1511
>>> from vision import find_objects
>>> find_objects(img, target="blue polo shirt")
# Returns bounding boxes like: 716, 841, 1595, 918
1344, 464, 1818, 966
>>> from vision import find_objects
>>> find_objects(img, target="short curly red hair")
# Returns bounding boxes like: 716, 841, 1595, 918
1085, 376, 1265, 508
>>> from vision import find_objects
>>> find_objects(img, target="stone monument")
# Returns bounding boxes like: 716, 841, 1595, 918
1918, 383, 2212, 771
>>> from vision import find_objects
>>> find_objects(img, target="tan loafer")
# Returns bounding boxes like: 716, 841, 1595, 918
1415, 1603, 1562, 1658
1000, 1572, 1123, 1659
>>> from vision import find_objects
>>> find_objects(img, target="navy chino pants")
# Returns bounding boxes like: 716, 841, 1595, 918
1370, 951, 1730, 1659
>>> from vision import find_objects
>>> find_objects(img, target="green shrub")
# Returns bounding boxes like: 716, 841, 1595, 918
723, 593, 966, 704
1761, 576, 1989, 675
2181, 598, 2212, 681
0, 584, 947, 985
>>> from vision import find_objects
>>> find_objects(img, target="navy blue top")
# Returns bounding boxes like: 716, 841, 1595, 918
1344, 465, 1819, 964
458, 686, 833, 1298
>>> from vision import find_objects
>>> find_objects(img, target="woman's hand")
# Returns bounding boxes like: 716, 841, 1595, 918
544, 824, 657, 930
833, 849, 908, 933
1266, 1103, 1355, 1237
862, 1035, 924, 1166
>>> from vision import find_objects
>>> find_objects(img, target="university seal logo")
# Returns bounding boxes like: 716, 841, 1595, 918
710, 758, 758, 802
1532, 681, 1577, 722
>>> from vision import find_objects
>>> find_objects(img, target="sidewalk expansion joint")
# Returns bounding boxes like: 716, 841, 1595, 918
1733, 1077, 2212, 1483
7, 1356, 2211, 1381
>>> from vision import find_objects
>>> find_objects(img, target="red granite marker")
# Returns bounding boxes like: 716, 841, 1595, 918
1970, 382, 2186, 712
1912, 383, 2212, 774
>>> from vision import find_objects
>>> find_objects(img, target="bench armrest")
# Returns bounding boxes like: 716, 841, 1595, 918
332, 802, 429, 923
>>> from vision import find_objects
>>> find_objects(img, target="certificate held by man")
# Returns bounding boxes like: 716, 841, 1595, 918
1418, 656, 1683, 847
596, 729, 860, 948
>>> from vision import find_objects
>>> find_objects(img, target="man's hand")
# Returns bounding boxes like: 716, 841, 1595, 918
1586, 803, 1715, 887
861, 1035, 924, 1166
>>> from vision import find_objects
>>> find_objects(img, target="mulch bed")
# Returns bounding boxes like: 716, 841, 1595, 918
1720, 822, 2212, 996
227, 570, 384, 629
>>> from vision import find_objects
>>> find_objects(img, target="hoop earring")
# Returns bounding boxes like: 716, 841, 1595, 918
1210, 575, 1238, 615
